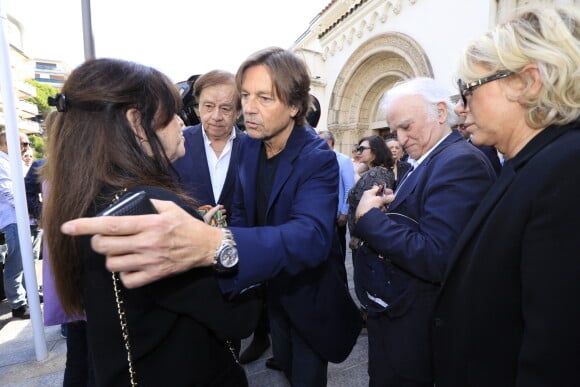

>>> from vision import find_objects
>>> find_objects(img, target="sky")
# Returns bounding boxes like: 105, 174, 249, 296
6, 0, 331, 82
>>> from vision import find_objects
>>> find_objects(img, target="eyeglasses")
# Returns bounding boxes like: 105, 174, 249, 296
20, 142, 30, 147
457, 71, 513, 106
356, 146, 370, 153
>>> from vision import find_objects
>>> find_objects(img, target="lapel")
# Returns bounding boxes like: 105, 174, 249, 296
239, 136, 261, 225
443, 122, 574, 278
190, 126, 214, 202
217, 127, 243, 204
267, 127, 308, 215
389, 131, 461, 211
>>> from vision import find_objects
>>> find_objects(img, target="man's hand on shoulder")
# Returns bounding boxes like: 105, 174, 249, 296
61, 199, 222, 288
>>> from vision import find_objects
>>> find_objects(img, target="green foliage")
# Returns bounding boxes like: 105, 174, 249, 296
29, 134, 45, 159
26, 80, 57, 115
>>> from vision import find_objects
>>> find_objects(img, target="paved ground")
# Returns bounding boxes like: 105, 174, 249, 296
0, 251, 369, 386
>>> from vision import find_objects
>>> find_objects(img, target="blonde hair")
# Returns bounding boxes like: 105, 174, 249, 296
458, 4, 580, 128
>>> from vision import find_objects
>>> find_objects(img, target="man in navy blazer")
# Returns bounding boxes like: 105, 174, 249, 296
63, 48, 363, 387
353, 78, 496, 386
215, 47, 362, 386
172, 70, 243, 212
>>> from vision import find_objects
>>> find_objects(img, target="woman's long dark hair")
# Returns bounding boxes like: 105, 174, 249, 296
359, 135, 394, 169
43, 58, 185, 317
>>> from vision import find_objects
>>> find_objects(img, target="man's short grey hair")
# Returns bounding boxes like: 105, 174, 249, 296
318, 130, 335, 146
385, 77, 458, 128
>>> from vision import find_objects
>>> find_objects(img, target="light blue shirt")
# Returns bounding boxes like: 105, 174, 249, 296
0, 151, 16, 229
335, 150, 354, 217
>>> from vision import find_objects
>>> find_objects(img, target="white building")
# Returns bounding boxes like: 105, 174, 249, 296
291, 0, 579, 153
0, 9, 40, 134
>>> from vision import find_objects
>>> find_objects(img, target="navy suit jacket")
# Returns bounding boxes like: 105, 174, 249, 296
475, 143, 502, 176
172, 124, 244, 210
354, 130, 496, 381
433, 120, 580, 387
219, 126, 362, 363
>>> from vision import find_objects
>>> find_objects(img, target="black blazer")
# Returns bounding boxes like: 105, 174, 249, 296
82, 186, 261, 386
433, 120, 580, 387
173, 124, 244, 210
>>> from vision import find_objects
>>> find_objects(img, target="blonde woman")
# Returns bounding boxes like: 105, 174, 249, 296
434, 4, 580, 385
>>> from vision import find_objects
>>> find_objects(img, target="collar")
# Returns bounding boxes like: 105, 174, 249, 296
414, 130, 452, 167
201, 125, 236, 146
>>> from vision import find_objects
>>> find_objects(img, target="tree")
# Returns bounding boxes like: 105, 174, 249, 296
29, 134, 45, 160
26, 80, 57, 115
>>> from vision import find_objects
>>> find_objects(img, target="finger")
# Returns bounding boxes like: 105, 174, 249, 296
118, 270, 161, 289
62, 214, 157, 236
150, 199, 181, 213
103, 248, 166, 271
91, 233, 149, 256
383, 194, 396, 204
205, 205, 222, 219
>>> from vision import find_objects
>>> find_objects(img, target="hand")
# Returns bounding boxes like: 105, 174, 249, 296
60, 199, 223, 288
200, 204, 227, 226
348, 237, 360, 250
355, 185, 395, 222
337, 214, 348, 227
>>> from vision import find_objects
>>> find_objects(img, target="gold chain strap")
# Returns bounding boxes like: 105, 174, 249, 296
226, 340, 239, 364
112, 271, 138, 386
109, 188, 138, 386
109, 190, 236, 383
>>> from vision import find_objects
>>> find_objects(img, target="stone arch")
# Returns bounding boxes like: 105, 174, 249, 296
328, 32, 432, 149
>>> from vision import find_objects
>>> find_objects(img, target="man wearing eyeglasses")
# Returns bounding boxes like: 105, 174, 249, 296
0, 131, 31, 319
172, 70, 243, 217
352, 77, 496, 386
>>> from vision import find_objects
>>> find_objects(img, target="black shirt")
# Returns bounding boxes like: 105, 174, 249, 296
255, 144, 282, 226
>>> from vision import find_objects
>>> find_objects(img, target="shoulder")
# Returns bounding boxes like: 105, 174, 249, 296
435, 136, 492, 168
128, 186, 200, 219
286, 127, 337, 167
128, 185, 180, 202
182, 124, 203, 140
336, 151, 353, 165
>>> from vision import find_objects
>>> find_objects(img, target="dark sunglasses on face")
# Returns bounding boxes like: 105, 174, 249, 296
457, 70, 513, 106
356, 146, 370, 153
21, 142, 30, 147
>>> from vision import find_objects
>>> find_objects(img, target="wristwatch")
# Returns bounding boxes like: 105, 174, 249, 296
213, 228, 239, 273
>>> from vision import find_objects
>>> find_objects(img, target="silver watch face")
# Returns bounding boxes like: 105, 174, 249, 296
220, 246, 239, 268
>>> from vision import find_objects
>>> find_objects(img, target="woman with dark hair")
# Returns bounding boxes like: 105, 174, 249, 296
347, 135, 395, 250
42, 58, 259, 386
385, 137, 412, 189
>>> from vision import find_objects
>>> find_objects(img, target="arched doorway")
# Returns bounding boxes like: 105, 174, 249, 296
327, 32, 432, 153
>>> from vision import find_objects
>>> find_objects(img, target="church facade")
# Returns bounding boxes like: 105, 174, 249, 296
291, 0, 578, 153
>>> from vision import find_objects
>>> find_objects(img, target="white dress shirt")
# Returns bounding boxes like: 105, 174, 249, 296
202, 127, 236, 203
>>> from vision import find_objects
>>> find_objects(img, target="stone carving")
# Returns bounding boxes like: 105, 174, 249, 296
328, 32, 432, 134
